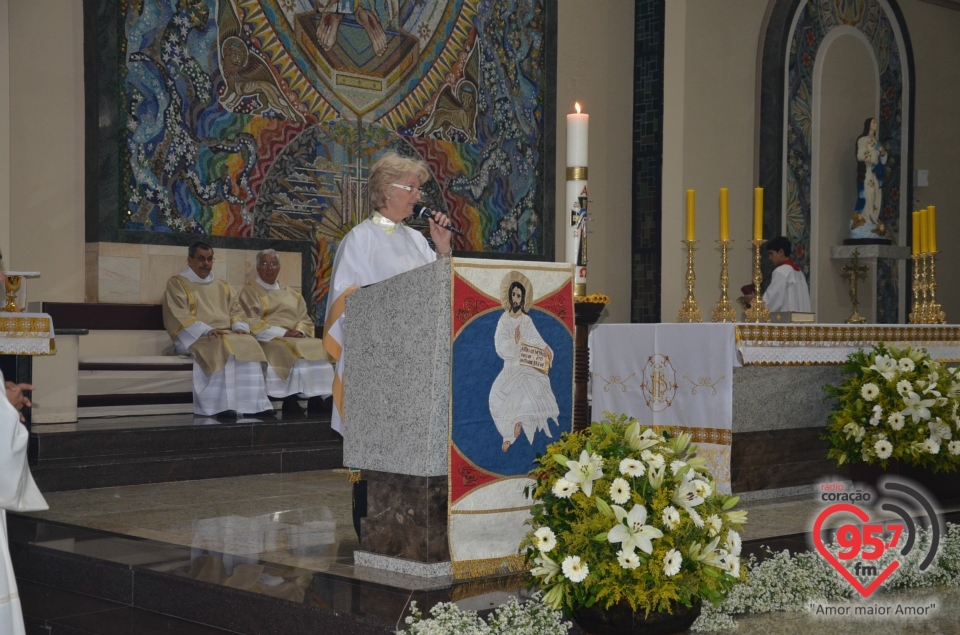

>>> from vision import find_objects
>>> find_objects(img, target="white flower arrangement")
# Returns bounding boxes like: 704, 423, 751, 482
525, 412, 746, 615
399, 593, 570, 635
824, 345, 960, 472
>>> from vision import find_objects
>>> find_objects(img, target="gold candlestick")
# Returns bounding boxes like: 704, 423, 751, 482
677, 239, 702, 323
744, 239, 770, 323
920, 252, 932, 323
927, 252, 946, 324
908, 254, 923, 324
712, 240, 737, 322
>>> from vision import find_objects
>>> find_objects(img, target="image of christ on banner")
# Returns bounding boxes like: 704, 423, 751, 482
490, 272, 560, 452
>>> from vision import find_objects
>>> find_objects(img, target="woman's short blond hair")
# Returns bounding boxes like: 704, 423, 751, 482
368, 151, 430, 212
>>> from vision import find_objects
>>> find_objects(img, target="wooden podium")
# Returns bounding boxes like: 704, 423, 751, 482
342, 257, 574, 578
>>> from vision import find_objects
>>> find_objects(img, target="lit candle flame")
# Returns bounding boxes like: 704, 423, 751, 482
575, 102, 581, 114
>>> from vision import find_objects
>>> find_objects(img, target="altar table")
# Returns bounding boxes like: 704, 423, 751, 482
590, 324, 960, 495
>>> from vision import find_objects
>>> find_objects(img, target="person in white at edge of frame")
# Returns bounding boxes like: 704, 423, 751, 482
0, 266, 49, 635
162, 242, 273, 420
759, 236, 811, 313
490, 278, 559, 452
322, 151, 453, 436
236, 249, 333, 414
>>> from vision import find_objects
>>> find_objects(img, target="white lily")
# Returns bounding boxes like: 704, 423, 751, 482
672, 472, 705, 508
869, 354, 898, 381
626, 421, 660, 452
647, 464, 666, 490
563, 451, 604, 497
902, 391, 937, 423
608, 504, 664, 554
530, 554, 560, 584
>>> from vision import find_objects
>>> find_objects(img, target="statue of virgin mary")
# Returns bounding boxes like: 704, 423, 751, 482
849, 117, 890, 241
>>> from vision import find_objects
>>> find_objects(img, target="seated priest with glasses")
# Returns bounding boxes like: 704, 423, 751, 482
162, 241, 273, 420
236, 249, 333, 414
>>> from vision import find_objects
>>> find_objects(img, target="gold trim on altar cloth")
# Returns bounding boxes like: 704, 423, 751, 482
0, 316, 52, 337
452, 554, 528, 580
736, 324, 960, 345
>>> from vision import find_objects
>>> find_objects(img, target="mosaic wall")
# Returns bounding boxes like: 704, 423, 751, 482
119, 0, 550, 318
631, 0, 665, 323
785, 0, 905, 322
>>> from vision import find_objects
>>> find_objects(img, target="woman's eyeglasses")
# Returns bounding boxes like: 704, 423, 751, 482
391, 183, 424, 196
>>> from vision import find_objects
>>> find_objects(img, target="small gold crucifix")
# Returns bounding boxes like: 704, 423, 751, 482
841, 249, 869, 324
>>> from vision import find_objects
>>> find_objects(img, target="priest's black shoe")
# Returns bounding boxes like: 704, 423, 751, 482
253, 408, 277, 419
282, 396, 305, 414
216, 410, 238, 421
307, 396, 331, 414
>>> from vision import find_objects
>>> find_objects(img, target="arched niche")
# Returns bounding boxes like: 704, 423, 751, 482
757, 0, 914, 323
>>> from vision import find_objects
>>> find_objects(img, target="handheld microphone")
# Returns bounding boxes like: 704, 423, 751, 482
414, 204, 464, 236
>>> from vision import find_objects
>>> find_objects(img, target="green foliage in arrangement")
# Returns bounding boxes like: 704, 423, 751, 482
823, 344, 960, 471
524, 412, 747, 616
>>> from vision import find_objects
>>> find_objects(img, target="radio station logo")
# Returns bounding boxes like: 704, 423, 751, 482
813, 477, 942, 598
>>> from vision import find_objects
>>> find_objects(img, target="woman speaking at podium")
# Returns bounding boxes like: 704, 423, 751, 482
322, 151, 453, 539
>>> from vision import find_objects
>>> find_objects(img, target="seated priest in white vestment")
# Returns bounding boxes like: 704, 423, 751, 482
162, 241, 273, 420
236, 249, 333, 414
322, 151, 453, 437
762, 236, 811, 313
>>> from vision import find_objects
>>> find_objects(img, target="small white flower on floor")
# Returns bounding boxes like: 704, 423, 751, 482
663, 548, 682, 577
561, 555, 588, 583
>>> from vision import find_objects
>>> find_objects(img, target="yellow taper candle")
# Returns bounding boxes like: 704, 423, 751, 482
753, 188, 763, 240
919, 208, 929, 254
912, 211, 921, 255
686, 190, 696, 241
928, 205, 937, 252
719, 188, 729, 241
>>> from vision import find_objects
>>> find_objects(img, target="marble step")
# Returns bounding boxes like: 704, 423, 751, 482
30, 441, 344, 492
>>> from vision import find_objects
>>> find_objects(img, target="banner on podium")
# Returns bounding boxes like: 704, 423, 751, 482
449, 260, 574, 579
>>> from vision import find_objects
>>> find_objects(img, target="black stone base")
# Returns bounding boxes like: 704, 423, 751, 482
843, 237, 893, 245
360, 470, 449, 563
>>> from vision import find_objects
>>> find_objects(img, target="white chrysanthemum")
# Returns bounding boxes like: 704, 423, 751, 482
552, 478, 577, 498
724, 529, 742, 556
874, 439, 893, 460
619, 458, 645, 478
561, 555, 588, 583
706, 514, 722, 537
663, 549, 682, 577
617, 549, 640, 570
661, 505, 681, 530
693, 479, 712, 498
861, 383, 880, 401
670, 460, 687, 475
949, 441, 960, 455
888, 412, 906, 431
533, 527, 556, 553
899, 357, 916, 373
643, 451, 665, 470
897, 380, 912, 396
609, 478, 631, 505
924, 438, 941, 454
720, 554, 740, 578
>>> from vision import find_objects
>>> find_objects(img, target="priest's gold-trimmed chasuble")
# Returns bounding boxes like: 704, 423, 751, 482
238, 283, 327, 381
161, 276, 266, 376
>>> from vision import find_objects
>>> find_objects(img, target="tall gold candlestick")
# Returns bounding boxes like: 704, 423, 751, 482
678, 239, 702, 323
920, 252, 932, 323
909, 254, 923, 324
744, 239, 770, 323
712, 239, 736, 322
927, 252, 946, 324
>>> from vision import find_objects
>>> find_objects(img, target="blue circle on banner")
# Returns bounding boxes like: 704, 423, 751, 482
451, 309, 573, 476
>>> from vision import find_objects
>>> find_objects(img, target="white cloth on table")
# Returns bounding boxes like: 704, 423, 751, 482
589, 324, 739, 493
0, 369, 49, 635
191, 350, 272, 417
489, 312, 559, 445
763, 263, 811, 313
324, 218, 436, 435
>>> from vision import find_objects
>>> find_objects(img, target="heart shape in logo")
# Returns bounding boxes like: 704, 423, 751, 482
813, 503, 900, 597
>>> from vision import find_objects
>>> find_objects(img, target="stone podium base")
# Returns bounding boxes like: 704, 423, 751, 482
353, 551, 453, 579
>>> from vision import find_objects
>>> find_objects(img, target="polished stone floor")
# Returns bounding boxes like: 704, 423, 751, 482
19, 471, 960, 634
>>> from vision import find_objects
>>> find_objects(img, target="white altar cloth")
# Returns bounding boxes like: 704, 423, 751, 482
590, 324, 738, 493
0, 313, 55, 356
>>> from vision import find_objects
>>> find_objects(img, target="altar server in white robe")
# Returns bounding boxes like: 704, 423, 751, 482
163, 242, 273, 419
0, 371, 48, 634
236, 249, 333, 413
762, 236, 811, 313
322, 151, 453, 436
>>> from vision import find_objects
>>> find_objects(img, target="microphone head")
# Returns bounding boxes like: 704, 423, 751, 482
413, 204, 431, 220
